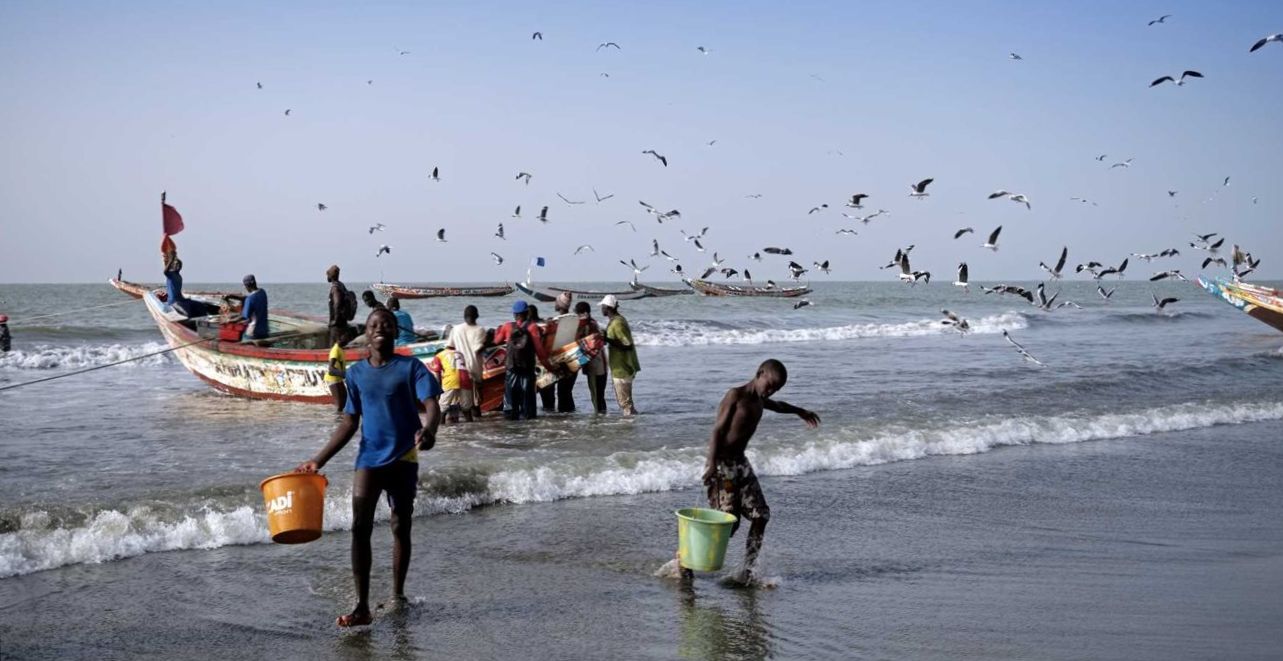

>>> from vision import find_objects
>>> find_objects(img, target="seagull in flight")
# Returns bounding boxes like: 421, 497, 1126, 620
430, 166, 440, 181
1009, 52, 1023, 60
596, 42, 621, 51
787, 261, 808, 280
954, 227, 975, 239
763, 247, 793, 256
660, 250, 679, 262
1097, 285, 1115, 301
1202, 257, 1228, 269
909, 178, 934, 198
846, 193, 869, 208
1110, 158, 1133, 169
557, 192, 585, 205
376, 245, 391, 257
368, 223, 386, 234
490, 252, 504, 266
538, 206, 549, 223
436, 228, 447, 243
531, 32, 543, 40
1039, 246, 1068, 279
793, 299, 812, 310
1188, 237, 1225, 253
1251, 34, 1283, 52
1003, 330, 1045, 366
1149, 270, 1186, 282
512, 205, 521, 218
642, 150, 668, 167
857, 209, 889, 224
651, 240, 660, 257
574, 244, 594, 255
813, 260, 831, 274
941, 309, 970, 333
593, 188, 614, 203
835, 228, 858, 236
982, 226, 1003, 251
256, 82, 263, 89
807, 204, 829, 215
1148, 14, 1172, 26
516, 172, 532, 185
988, 190, 1031, 209
1150, 71, 1203, 87
317, 203, 328, 211
1070, 197, 1098, 206
620, 259, 649, 276
697, 46, 710, 54
284, 109, 292, 116
639, 200, 680, 222
1152, 294, 1179, 311
1095, 154, 1108, 161
953, 263, 970, 291
615, 220, 636, 232
495, 223, 505, 240
1098, 258, 1129, 279
681, 227, 709, 242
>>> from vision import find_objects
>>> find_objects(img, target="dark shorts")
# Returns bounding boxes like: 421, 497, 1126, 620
356, 460, 419, 514
704, 458, 770, 523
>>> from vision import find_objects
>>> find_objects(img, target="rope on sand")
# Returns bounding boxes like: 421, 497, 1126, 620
0, 338, 209, 392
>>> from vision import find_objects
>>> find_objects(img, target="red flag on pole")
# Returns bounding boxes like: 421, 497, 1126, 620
162, 192, 185, 235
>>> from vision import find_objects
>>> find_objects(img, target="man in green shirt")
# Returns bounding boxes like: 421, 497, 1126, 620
600, 295, 640, 415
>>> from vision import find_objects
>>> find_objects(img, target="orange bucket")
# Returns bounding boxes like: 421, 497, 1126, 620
259, 472, 328, 544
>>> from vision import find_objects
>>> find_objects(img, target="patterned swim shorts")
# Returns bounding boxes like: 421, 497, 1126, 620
704, 458, 770, 524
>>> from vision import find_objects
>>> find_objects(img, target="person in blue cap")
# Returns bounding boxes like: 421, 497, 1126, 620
491, 300, 556, 420
240, 275, 270, 341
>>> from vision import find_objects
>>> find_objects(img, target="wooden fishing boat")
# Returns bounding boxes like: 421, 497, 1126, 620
515, 281, 648, 303
141, 290, 601, 407
684, 278, 812, 298
108, 276, 157, 299
1198, 276, 1283, 333
371, 282, 514, 299
628, 281, 693, 297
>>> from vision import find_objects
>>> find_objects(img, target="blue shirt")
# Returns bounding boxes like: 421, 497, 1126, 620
392, 310, 416, 345
344, 355, 441, 469
241, 289, 269, 339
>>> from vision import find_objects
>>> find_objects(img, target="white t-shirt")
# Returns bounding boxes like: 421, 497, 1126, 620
448, 323, 489, 379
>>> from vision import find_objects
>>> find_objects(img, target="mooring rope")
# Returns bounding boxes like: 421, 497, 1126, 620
5, 299, 140, 326
0, 338, 209, 392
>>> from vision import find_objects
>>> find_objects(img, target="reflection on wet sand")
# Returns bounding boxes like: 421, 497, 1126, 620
678, 582, 772, 660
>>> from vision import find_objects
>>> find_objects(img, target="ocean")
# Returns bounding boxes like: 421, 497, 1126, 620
1, 280, 1282, 659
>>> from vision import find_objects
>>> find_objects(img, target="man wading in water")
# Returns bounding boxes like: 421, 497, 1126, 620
295, 308, 442, 627
682, 359, 819, 583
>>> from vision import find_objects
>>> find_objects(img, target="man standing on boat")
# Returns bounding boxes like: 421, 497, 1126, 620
601, 295, 640, 415
493, 300, 555, 420
327, 265, 357, 347
295, 308, 442, 628
240, 275, 269, 341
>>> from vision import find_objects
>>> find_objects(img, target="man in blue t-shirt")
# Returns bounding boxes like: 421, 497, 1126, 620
240, 274, 270, 340
296, 308, 442, 627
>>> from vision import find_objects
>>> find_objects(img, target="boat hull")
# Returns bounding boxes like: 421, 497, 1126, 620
142, 291, 603, 407
685, 278, 811, 298
1198, 276, 1283, 333
372, 283, 514, 299
515, 281, 648, 302
629, 281, 692, 297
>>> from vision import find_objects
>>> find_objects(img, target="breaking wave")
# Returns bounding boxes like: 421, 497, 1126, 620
0, 342, 174, 371
3, 398, 1281, 578
632, 313, 1027, 346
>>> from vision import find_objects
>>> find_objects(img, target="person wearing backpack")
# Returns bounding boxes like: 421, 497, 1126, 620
327, 264, 358, 347
492, 300, 555, 420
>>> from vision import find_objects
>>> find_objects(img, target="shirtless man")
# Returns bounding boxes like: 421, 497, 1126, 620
683, 359, 819, 581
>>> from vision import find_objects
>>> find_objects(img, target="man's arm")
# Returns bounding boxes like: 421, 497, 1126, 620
763, 398, 821, 428
328, 285, 340, 324
415, 397, 442, 451
295, 413, 360, 472
702, 390, 738, 482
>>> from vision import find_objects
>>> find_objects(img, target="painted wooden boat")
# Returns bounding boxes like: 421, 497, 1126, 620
142, 290, 602, 407
108, 276, 157, 299
1197, 276, 1283, 333
515, 281, 648, 303
628, 281, 693, 297
684, 278, 812, 298
371, 282, 514, 299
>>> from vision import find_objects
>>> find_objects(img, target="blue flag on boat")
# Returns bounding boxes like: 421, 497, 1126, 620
530, 257, 546, 267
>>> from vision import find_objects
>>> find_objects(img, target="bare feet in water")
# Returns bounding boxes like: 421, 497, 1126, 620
336, 606, 373, 627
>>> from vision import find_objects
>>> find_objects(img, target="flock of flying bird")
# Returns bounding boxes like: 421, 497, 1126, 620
280, 15, 1276, 368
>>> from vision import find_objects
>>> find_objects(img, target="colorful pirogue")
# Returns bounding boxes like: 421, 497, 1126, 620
123, 288, 600, 408
371, 282, 514, 299
1198, 277, 1283, 333
515, 280, 648, 302
684, 278, 811, 298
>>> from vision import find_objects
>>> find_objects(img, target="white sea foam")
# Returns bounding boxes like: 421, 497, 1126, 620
0, 342, 173, 370
632, 313, 1026, 346
4, 399, 1281, 577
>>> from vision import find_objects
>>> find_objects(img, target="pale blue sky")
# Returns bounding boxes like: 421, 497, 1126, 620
1, 0, 1280, 283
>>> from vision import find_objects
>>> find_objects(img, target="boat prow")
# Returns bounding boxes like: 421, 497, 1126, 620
1198, 276, 1283, 333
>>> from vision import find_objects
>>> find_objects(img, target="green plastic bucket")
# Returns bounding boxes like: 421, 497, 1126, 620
676, 507, 738, 571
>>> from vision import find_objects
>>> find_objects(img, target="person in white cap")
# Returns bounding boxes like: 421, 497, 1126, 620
599, 294, 640, 415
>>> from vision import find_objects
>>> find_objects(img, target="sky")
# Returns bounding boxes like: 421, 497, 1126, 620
0, 0, 1280, 284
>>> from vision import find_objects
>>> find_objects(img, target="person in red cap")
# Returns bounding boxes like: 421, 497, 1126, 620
0, 314, 10, 353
